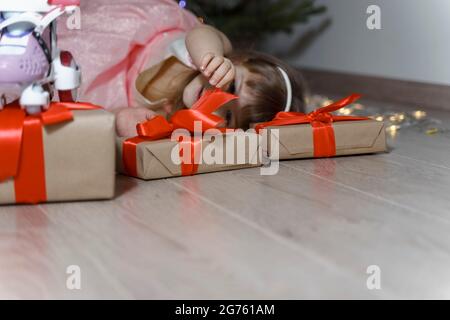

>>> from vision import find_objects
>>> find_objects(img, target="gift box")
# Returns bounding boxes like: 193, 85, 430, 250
118, 89, 261, 180
257, 94, 387, 160
117, 131, 261, 180
0, 102, 116, 205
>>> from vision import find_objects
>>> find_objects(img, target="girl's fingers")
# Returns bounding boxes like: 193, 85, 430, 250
136, 108, 155, 121
210, 62, 232, 86
145, 111, 156, 120
201, 53, 215, 71
203, 56, 225, 77
163, 103, 173, 115
216, 68, 236, 88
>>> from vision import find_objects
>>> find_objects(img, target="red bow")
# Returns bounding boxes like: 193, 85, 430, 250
0, 101, 100, 203
256, 94, 368, 158
123, 88, 238, 177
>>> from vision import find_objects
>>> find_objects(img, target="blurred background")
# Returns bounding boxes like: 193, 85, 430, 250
266, 0, 450, 87
183, 0, 450, 112
185, 0, 449, 85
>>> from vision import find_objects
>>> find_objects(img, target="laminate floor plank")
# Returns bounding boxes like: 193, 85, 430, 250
389, 132, 450, 169
283, 151, 450, 222
1, 177, 374, 299
1, 98, 449, 299
169, 163, 450, 299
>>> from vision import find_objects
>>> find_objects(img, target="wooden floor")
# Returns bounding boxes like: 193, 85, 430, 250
1, 98, 450, 299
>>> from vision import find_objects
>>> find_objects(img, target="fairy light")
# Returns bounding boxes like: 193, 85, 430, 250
389, 113, 406, 123
179, 1, 206, 23
338, 108, 352, 116
308, 94, 446, 137
412, 110, 427, 120
321, 99, 334, 107
386, 124, 400, 137
387, 125, 399, 132
373, 115, 384, 122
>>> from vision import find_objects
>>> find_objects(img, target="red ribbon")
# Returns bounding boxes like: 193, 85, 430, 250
0, 101, 100, 204
256, 94, 369, 158
123, 88, 238, 177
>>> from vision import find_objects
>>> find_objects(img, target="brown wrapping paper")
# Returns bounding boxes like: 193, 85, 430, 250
0, 109, 116, 205
261, 119, 387, 160
117, 131, 262, 180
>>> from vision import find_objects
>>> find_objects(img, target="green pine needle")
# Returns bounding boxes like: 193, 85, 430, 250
181, 0, 326, 41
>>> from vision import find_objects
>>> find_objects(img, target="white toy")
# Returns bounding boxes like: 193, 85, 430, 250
0, 0, 81, 114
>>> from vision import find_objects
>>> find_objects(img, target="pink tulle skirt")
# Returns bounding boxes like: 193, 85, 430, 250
58, 0, 199, 110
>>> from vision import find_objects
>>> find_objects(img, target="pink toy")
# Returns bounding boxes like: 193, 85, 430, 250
0, 0, 81, 114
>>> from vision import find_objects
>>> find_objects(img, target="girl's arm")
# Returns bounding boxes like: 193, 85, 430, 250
186, 25, 232, 63
186, 25, 235, 88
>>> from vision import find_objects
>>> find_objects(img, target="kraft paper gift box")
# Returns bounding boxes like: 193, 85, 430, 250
0, 102, 116, 205
117, 131, 262, 180
117, 88, 262, 180
257, 94, 387, 160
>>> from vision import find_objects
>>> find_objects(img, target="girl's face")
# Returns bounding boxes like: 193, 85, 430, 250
182, 65, 253, 128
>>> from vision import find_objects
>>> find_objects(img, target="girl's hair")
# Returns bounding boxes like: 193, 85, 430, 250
140, 51, 308, 129
228, 51, 308, 129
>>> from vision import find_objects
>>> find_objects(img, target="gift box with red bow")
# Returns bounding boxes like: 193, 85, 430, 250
0, 102, 116, 205
256, 94, 387, 160
117, 89, 262, 180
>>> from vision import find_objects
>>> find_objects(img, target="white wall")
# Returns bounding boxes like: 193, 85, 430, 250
266, 0, 450, 86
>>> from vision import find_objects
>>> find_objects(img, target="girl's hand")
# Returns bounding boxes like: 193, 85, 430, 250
200, 53, 236, 88
115, 107, 156, 137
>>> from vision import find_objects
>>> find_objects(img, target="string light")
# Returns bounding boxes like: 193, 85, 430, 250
387, 125, 400, 137
338, 108, 352, 116
412, 110, 427, 120
178, 1, 206, 23
389, 113, 406, 122
321, 99, 334, 107
307, 94, 445, 137
372, 115, 384, 122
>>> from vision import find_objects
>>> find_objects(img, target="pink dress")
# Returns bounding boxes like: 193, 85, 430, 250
58, 0, 199, 110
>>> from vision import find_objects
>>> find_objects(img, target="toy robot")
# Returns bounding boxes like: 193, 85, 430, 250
0, 0, 81, 114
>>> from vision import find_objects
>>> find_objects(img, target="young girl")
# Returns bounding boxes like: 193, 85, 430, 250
58, 0, 306, 136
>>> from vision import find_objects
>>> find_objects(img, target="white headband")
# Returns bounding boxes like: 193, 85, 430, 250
277, 67, 293, 112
